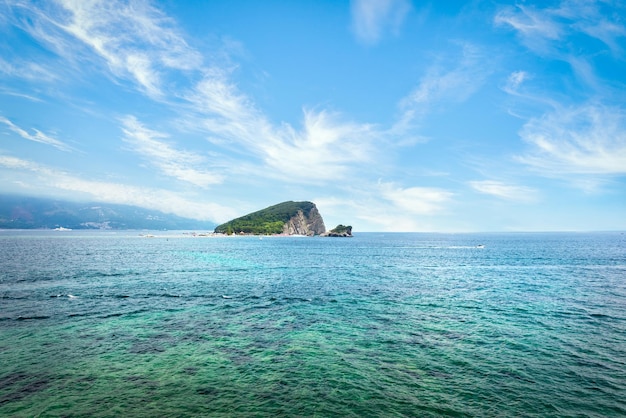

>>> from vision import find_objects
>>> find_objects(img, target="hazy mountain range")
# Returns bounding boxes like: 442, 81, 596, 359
0, 195, 215, 230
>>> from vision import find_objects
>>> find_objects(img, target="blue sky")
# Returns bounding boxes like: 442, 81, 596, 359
1, 0, 625, 231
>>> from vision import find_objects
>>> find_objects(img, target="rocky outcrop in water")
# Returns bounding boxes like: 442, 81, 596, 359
321, 224, 352, 237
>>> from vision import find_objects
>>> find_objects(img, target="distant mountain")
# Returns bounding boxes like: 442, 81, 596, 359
214, 201, 326, 235
0, 195, 215, 230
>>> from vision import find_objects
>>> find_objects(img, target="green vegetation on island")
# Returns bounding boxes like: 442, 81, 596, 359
214, 201, 318, 235
330, 225, 352, 234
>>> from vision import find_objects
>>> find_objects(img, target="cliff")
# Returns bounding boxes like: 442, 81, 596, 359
214, 201, 326, 236
281, 205, 326, 236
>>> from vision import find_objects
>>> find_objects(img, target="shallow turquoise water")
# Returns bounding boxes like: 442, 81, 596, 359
1, 231, 625, 416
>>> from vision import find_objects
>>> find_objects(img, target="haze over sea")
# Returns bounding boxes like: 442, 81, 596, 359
1, 230, 625, 417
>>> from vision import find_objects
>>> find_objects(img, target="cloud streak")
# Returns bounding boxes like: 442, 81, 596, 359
469, 180, 537, 202
6, 0, 203, 97
315, 181, 455, 232
184, 70, 379, 183
0, 155, 235, 222
395, 42, 489, 134
121, 116, 224, 188
0, 117, 73, 152
516, 104, 626, 177
6, 1, 382, 186
495, 1, 626, 89
350, 0, 411, 45
378, 181, 453, 215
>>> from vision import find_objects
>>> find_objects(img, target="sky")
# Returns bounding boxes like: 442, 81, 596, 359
0, 0, 625, 232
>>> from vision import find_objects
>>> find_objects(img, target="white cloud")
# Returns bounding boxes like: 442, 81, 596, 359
0, 155, 235, 222
0, 155, 52, 172
261, 109, 376, 182
0, 57, 59, 83
183, 70, 379, 183
395, 42, 489, 134
6, 1, 383, 185
120, 116, 223, 188
350, 0, 411, 45
0, 117, 73, 152
560, 1, 626, 56
516, 104, 626, 177
378, 181, 453, 215
315, 182, 455, 232
495, 2, 626, 64
504, 70, 530, 94
7, 0, 203, 97
495, 4, 562, 47
58, 0, 203, 96
469, 180, 537, 202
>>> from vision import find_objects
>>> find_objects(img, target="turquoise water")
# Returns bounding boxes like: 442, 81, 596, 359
1, 231, 625, 417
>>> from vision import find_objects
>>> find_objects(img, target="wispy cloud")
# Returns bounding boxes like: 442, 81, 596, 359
516, 104, 626, 177
350, 0, 411, 45
0, 117, 73, 152
316, 181, 455, 232
395, 42, 489, 134
469, 180, 537, 202
120, 116, 223, 188
559, 1, 626, 57
378, 181, 453, 215
495, 1, 626, 88
184, 70, 379, 183
58, 0, 203, 97
503, 70, 530, 95
6, 0, 202, 97
12, 0, 384, 186
261, 109, 377, 182
0, 155, 235, 222
0, 57, 60, 83
497, 2, 626, 191
5, 1, 381, 185
495, 4, 562, 51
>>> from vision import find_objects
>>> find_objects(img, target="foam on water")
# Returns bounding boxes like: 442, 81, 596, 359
1, 231, 625, 416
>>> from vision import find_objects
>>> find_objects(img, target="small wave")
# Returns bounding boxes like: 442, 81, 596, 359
16, 315, 51, 321
284, 297, 312, 303
144, 293, 181, 298
49, 294, 78, 299
67, 312, 91, 318
101, 312, 124, 318
589, 312, 613, 319
100, 308, 149, 319
266, 296, 313, 305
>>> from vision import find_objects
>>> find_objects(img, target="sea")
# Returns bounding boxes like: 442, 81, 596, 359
1, 230, 625, 417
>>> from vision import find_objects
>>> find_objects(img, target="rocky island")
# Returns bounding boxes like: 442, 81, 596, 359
214, 201, 327, 236
214, 201, 353, 237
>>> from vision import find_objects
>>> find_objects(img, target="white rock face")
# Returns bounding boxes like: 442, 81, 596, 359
281, 207, 326, 236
